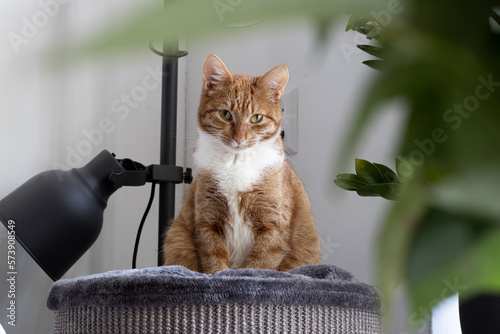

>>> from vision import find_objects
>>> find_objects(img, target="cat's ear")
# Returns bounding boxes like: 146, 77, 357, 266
202, 54, 232, 91
257, 64, 289, 102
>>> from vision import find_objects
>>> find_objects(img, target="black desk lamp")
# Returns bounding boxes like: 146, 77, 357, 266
0, 149, 191, 281
0, 150, 126, 280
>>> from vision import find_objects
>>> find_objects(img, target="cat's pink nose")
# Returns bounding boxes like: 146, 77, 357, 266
234, 136, 245, 145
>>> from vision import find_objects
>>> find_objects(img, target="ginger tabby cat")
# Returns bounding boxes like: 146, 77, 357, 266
162, 54, 321, 274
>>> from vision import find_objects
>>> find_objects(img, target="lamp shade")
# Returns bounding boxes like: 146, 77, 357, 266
0, 150, 125, 281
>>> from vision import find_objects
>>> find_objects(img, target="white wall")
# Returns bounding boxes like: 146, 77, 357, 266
0, 2, 415, 333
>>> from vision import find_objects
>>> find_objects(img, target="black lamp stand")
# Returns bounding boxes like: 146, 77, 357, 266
153, 24, 189, 265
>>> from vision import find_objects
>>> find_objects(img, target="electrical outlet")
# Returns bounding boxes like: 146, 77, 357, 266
280, 87, 298, 155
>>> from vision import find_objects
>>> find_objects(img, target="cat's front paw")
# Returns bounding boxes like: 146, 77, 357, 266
203, 264, 230, 275
200, 258, 231, 274
244, 259, 280, 271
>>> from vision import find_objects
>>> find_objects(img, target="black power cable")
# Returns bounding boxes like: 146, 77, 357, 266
132, 182, 157, 269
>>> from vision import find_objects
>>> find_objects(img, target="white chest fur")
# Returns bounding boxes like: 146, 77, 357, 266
224, 197, 254, 268
194, 130, 284, 268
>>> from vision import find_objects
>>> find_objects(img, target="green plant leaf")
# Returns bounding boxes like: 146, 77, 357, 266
334, 173, 367, 190
354, 183, 401, 200
377, 183, 402, 200
357, 44, 385, 59
355, 159, 385, 184
373, 163, 399, 184
345, 14, 360, 32
350, 17, 382, 39
335, 160, 401, 199
362, 59, 385, 70
355, 184, 381, 197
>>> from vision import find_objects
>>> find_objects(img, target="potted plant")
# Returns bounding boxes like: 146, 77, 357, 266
336, 2, 500, 331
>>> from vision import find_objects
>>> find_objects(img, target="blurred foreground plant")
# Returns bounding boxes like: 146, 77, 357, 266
338, 0, 500, 324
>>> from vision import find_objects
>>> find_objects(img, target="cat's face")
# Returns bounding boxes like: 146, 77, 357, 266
198, 54, 288, 153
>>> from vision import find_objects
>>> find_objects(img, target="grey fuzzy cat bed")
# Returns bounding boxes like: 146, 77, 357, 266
47, 264, 380, 334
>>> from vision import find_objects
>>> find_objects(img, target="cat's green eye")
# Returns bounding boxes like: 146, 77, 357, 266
250, 114, 263, 123
219, 110, 232, 121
